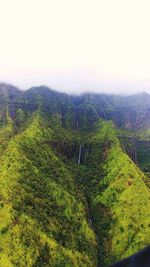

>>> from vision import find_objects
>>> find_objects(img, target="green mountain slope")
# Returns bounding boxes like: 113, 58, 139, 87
0, 113, 97, 267
0, 83, 149, 266
79, 121, 150, 266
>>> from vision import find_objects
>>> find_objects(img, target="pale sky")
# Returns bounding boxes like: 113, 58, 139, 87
0, 0, 150, 94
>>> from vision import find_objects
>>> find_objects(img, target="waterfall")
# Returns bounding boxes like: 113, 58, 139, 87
77, 145, 82, 164
89, 218, 92, 225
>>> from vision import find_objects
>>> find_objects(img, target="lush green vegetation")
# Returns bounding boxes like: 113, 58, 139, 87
0, 84, 150, 266
79, 121, 150, 266
0, 113, 97, 267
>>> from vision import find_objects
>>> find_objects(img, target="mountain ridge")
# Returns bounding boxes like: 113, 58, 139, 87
0, 83, 149, 266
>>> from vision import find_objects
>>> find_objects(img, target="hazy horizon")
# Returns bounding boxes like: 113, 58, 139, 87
1, 80, 150, 97
1, 0, 150, 95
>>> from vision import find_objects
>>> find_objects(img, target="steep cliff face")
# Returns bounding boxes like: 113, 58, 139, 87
119, 136, 150, 176
1, 83, 150, 131
79, 121, 150, 266
0, 84, 150, 267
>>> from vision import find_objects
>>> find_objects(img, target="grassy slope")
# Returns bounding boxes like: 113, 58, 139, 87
0, 113, 97, 267
82, 121, 150, 266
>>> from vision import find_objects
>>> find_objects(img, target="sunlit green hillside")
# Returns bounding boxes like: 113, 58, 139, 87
0, 83, 149, 267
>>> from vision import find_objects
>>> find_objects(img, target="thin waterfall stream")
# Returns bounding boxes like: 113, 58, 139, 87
77, 145, 82, 164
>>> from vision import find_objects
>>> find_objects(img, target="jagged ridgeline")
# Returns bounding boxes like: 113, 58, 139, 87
0, 83, 150, 267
